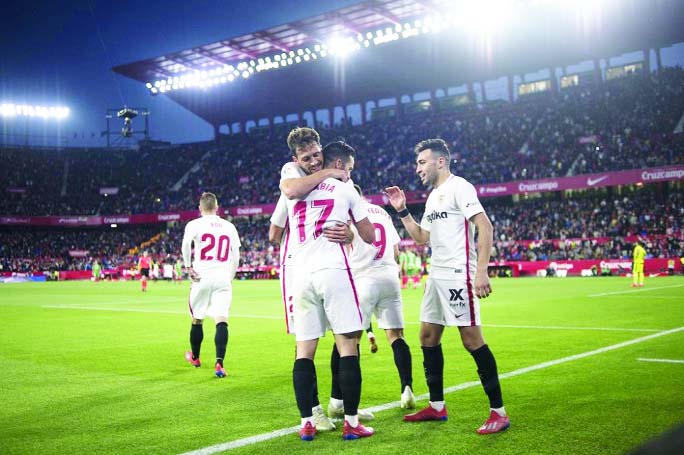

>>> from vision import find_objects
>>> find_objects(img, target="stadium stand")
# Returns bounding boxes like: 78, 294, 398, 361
1, 67, 683, 275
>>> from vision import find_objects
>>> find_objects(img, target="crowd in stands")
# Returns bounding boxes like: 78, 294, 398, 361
1, 68, 683, 273
2, 185, 681, 274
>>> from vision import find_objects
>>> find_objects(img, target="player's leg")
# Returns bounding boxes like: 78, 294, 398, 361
292, 273, 327, 440
213, 316, 228, 377
637, 264, 645, 286
141, 269, 148, 292
209, 283, 232, 377
385, 328, 414, 408
401, 272, 409, 289
366, 321, 378, 354
404, 277, 448, 421
185, 318, 203, 367
185, 281, 210, 367
294, 339, 319, 440
335, 332, 374, 439
412, 271, 422, 288
459, 325, 509, 434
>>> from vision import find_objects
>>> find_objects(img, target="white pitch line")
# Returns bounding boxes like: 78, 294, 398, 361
42, 305, 282, 320
637, 357, 684, 364
588, 284, 684, 297
178, 326, 684, 455
483, 324, 659, 333
41, 306, 662, 332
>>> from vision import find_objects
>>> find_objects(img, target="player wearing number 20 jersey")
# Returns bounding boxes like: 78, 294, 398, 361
181, 192, 241, 378
182, 206, 241, 320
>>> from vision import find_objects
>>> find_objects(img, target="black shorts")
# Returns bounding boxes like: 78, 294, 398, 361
141, 268, 150, 277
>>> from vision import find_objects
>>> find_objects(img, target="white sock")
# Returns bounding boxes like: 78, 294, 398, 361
312, 404, 323, 413
330, 397, 344, 408
492, 406, 506, 417
345, 415, 359, 427
301, 416, 314, 427
430, 400, 445, 412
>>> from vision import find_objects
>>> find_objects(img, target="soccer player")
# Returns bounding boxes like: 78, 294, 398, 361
632, 240, 646, 287
349, 184, 415, 409
181, 192, 241, 378
286, 141, 377, 441
385, 138, 510, 434
398, 247, 409, 289
174, 258, 183, 284
269, 127, 349, 432
406, 248, 422, 288
137, 251, 151, 292
91, 259, 101, 283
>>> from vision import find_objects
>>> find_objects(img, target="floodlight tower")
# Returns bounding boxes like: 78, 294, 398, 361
102, 107, 149, 147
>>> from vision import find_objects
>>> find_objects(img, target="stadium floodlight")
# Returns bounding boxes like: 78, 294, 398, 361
144, 1, 522, 95
0, 103, 70, 120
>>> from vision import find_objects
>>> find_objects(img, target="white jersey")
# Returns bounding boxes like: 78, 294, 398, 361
285, 178, 368, 272
182, 215, 241, 278
349, 202, 400, 276
420, 174, 484, 272
280, 161, 305, 182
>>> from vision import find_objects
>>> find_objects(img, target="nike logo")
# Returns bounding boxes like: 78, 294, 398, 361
587, 176, 608, 186
454, 313, 465, 318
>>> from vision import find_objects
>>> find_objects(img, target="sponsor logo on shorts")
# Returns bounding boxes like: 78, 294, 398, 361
449, 288, 464, 301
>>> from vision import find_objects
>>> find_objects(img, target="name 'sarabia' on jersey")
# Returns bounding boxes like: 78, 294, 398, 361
420, 175, 484, 271
285, 178, 368, 272
182, 215, 241, 276
275, 161, 356, 266
349, 202, 400, 275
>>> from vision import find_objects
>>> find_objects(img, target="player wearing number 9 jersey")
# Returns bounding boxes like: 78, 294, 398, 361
181, 192, 241, 378
348, 185, 415, 409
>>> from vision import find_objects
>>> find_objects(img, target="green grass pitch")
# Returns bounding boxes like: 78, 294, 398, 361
1, 276, 683, 454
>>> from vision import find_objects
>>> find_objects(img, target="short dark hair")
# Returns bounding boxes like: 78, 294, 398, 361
414, 138, 451, 160
322, 141, 355, 167
287, 127, 320, 155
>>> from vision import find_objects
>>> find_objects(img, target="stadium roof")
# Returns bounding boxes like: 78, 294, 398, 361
113, 0, 684, 127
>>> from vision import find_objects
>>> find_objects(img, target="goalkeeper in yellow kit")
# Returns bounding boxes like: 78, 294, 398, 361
631, 240, 646, 287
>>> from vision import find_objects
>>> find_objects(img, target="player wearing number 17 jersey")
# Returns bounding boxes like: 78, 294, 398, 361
288, 141, 377, 441
181, 192, 241, 378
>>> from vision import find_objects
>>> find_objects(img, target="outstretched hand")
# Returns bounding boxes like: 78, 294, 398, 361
384, 186, 406, 211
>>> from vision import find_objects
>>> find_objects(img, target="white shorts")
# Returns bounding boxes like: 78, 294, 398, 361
188, 275, 233, 320
293, 268, 364, 341
355, 267, 404, 330
280, 264, 296, 334
420, 267, 480, 327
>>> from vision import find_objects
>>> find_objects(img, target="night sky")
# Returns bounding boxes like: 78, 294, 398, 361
0, 0, 359, 146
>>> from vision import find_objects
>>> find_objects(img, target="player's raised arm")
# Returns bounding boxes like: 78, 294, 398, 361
280, 168, 349, 199
385, 186, 430, 245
